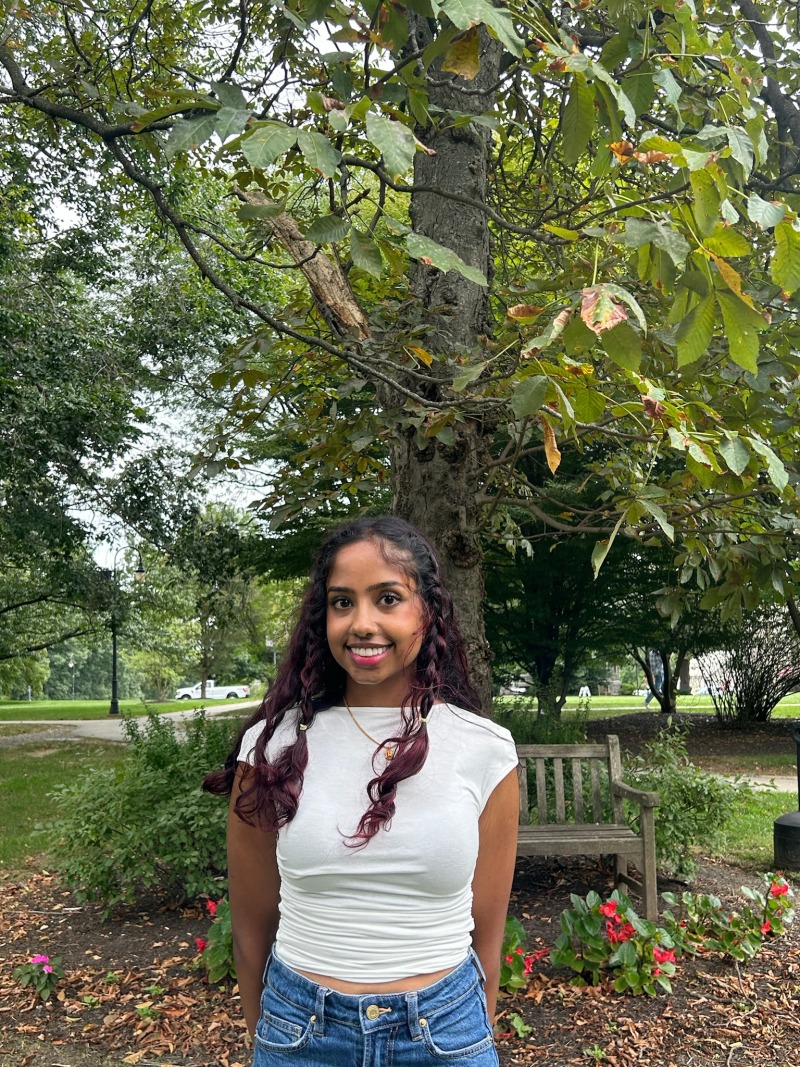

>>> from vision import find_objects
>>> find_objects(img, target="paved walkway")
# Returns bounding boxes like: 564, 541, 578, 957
0, 700, 258, 744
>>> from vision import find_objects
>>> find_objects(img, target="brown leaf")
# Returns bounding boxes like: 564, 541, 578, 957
580, 286, 627, 334
540, 415, 561, 474
441, 25, 480, 81
321, 96, 345, 111
609, 140, 635, 163
507, 303, 542, 320
634, 150, 671, 164
642, 395, 666, 419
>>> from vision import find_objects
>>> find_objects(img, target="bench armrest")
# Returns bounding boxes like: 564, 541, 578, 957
612, 781, 660, 808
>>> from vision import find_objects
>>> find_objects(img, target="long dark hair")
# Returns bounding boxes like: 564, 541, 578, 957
203, 515, 482, 843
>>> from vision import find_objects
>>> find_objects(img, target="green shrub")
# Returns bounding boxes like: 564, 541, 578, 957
46, 711, 238, 913
624, 723, 742, 879
198, 897, 236, 983
494, 700, 588, 745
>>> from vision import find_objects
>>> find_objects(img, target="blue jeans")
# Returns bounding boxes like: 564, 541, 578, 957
253, 949, 499, 1066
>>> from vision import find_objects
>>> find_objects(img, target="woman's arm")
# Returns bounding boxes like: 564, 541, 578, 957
227, 763, 281, 1037
471, 767, 519, 1022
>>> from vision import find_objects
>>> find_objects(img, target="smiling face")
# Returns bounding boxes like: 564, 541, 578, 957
326, 538, 426, 707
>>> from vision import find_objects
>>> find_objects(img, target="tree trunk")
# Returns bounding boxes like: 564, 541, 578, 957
388, 24, 501, 711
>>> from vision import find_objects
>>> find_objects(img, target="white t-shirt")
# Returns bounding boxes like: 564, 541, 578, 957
237, 702, 518, 982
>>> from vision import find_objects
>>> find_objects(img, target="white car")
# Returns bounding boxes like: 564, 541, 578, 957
175, 681, 250, 700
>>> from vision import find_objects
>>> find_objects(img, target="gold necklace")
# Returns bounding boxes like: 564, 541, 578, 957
343, 698, 396, 760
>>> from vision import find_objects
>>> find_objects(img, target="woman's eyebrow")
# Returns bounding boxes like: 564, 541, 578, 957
327, 580, 405, 593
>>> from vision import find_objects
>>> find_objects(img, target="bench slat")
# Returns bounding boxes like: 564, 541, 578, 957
514, 735, 660, 920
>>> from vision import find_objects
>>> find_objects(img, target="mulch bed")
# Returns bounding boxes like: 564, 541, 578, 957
2, 713, 798, 1066
1, 858, 798, 1067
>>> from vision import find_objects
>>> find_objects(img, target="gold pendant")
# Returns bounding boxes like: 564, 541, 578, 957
385, 746, 395, 761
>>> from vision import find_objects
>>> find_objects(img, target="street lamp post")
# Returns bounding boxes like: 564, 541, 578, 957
107, 548, 146, 717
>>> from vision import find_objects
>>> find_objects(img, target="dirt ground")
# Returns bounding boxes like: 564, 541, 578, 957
1, 713, 799, 1067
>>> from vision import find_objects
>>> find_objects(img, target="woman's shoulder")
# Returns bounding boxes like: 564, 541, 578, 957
237, 708, 298, 763
433, 703, 516, 748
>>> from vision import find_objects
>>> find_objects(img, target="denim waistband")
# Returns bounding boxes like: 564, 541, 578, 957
264, 948, 486, 1037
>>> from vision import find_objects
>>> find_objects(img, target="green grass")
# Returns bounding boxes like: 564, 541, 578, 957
714, 786, 800, 874
0, 697, 256, 722
0, 741, 127, 871
495, 693, 800, 720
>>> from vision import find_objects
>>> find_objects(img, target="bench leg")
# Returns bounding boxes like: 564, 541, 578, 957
614, 854, 628, 892
641, 807, 658, 921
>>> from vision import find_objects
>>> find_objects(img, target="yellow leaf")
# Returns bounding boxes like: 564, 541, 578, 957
441, 26, 480, 81
540, 415, 561, 474
707, 252, 756, 309
406, 345, 433, 365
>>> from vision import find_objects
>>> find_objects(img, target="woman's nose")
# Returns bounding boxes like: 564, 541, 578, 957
350, 602, 376, 635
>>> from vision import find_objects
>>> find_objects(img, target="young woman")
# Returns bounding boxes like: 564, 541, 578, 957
205, 516, 519, 1066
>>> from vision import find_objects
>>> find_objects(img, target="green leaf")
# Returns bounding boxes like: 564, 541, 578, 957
718, 433, 750, 476
689, 169, 720, 237
297, 131, 341, 177
237, 202, 285, 220
211, 81, 247, 110
164, 113, 218, 159
653, 67, 682, 112
641, 499, 674, 540
704, 227, 751, 257
619, 218, 689, 267
572, 386, 606, 424
366, 111, 416, 178
451, 363, 485, 391
716, 292, 761, 373
771, 220, 800, 296
562, 74, 595, 166
241, 122, 297, 168
591, 515, 624, 579
349, 229, 384, 276
726, 126, 754, 176
405, 233, 488, 286
215, 106, 252, 141
439, 0, 524, 57
748, 435, 789, 490
747, 193, 786, 231
621, 65, 655, 117
603, 283, 647, 332
304, 214, 350, 244
509, 375, 548, 420
676, 295, 715, 367
600, 321, 642, 370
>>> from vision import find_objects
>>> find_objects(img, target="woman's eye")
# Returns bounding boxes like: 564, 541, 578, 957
380, 593, 400, 605
330, 596, 351, 609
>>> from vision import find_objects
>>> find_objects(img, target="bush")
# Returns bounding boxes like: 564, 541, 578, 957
624, 723, 743, 879
46, 710, 238, 914
494, 699, 588, 745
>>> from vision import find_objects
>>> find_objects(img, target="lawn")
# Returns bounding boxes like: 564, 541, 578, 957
0, 740, 127, 870
0, 697, 257, 722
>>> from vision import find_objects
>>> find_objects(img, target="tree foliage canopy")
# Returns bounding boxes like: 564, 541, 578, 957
4, 0, 800, 692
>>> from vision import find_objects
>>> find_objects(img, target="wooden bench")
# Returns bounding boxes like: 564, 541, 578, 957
515, 737, 661, 920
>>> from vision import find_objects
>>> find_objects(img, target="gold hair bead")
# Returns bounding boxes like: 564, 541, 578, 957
299, 723, 308, 731
420, 715, 429, 724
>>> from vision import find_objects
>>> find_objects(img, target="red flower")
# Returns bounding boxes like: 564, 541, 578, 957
770, 882, 789, 897
761, 920, 771, 935
653, 967, 661, 977
505, 954, 514, 963
653, 946, 675, 965
516, 946, 524, 955
195, 937, 207, 954
598, 901, 618, 917
606, 920, 635, 944
206, 900, 218, 916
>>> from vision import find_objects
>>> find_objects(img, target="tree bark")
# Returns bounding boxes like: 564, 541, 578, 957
386, 24, 501, 711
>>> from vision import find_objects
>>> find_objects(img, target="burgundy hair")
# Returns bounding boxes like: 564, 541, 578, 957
203, 515, 482, 844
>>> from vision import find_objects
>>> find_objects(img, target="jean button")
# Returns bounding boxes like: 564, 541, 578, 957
366, 1004, 381, 1021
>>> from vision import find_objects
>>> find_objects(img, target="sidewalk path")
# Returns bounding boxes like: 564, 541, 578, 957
1, 700, 258, 744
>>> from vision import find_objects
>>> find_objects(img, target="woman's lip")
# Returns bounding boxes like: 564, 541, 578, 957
347, 645, 392, 665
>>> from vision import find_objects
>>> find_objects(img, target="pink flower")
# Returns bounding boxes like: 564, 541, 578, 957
505, 954, 514, 963
515, 947, 524, 955
43, 965, 53, 974
770, 882, 789, 897
195, 937, 207, 954
206, 900, 218, 916
598, 901, 618, 918
653, 967, 661, 977
653, 946, 675, 965
761, 920, 771, 935
30, 954, 50, 965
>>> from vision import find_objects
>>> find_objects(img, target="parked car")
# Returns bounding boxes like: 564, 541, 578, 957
175, 680, 251, 700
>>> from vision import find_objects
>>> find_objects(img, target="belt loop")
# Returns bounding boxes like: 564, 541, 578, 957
313, 984, 328, 1035
405, 990, 423, 1041
469, 947, 487, 983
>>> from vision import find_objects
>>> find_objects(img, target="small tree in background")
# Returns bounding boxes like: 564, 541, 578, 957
700, 608, 800, 726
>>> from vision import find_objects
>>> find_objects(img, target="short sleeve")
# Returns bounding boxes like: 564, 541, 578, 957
479, 729, 519, 812
237, 721, 265, 764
